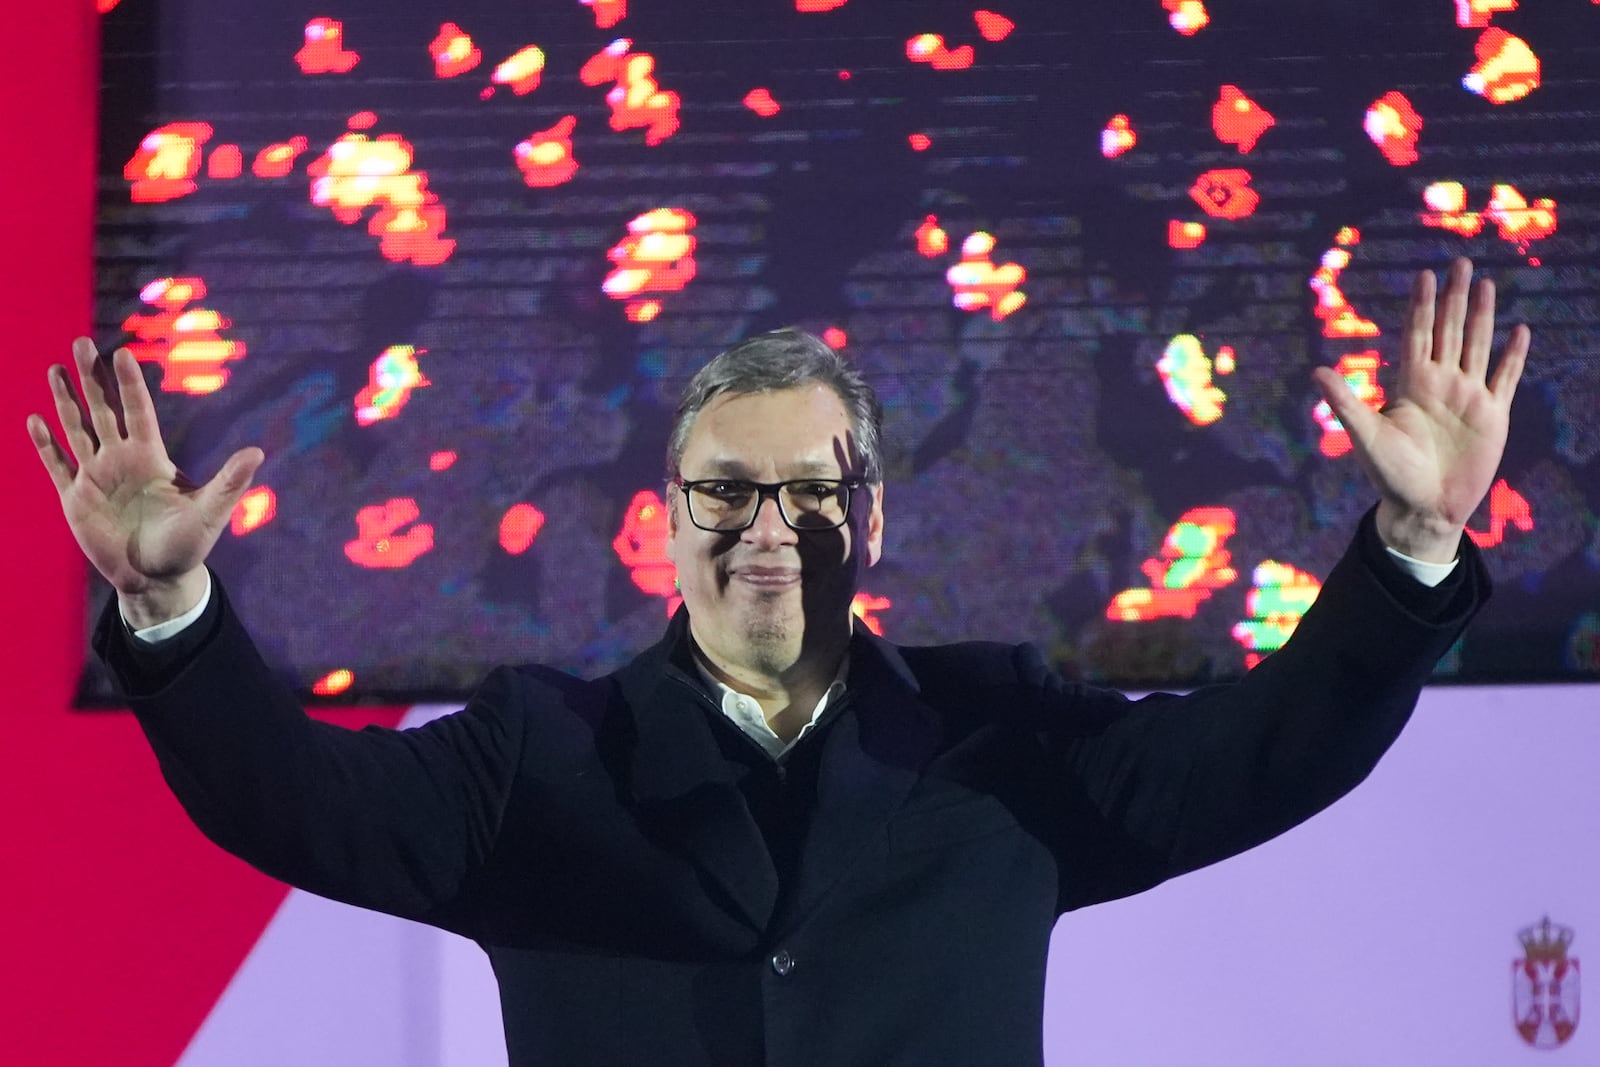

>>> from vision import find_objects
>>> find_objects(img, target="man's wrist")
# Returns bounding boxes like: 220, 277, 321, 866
1374, 500, 1462, 564
119, 568, 211, 633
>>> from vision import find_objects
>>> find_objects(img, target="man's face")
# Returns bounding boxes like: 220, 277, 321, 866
666, 383, 884, 677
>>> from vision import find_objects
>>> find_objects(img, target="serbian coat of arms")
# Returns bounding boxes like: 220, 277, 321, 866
1513, 916, 1580, 1049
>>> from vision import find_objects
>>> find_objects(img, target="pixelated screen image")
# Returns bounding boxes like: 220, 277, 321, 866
83, 0, 1600, 703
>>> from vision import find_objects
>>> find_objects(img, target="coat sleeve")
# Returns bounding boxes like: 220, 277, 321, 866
1028, 510, 1489, 911
95, 574, 527, 934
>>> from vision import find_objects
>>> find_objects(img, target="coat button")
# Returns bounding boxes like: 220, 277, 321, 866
770, 950, 795, 976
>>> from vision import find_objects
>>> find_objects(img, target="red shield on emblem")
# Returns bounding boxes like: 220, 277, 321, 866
1513, 917, 1580, 1049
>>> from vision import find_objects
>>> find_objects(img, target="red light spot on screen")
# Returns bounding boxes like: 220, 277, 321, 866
581, 0, 628, 28
614, 490, 681, 615
230, 486, 278, 536
796, 0, 848, 10
1107, 507, 1239, 621
1212, 85, 1274, 153
603, 208, 698, 322
1189, 168, 1260, 221
851, 592, 892, 636
428, 451, 457, 471
98, 0, 124, 12
296, 18, 359, 75
1167, 220, 1207, 249
207, 144, 242, 179
1309, 228, 1379, 339
1101, 114, 1136, 158
1312, 351, 1385, 458
974, 11, 1015, 41
580, 38, 682, 146
348, 111, 378, 130
308, 125, 456, 265
838, 70, 852, 80
125, 122, 213, 203
822, 327, 848, 348
311, 669, 354, 696
1365, 91, 1423, 166
1466, 479, 1534, 548
915, 215, 949, 257
906, 34, 976, 71
354, 346, 430, 426
744, 88, 781, 117
1157, 334, 1230, 426
515, 115, 580, 187
909, 133, 932, 151
344, 498, 434, 569
1463, 28, 1540, 103
430, 23, 482, 78
1421, 181, 1484, 237
1164, 0, 1209, 35
1455, 0, 1516, 27
252, 137, 309, 179
122, 277, 246, 395
1232, 561, 1322, 668
499, 503, 547, 554
492, 45, 547, 95
946, 232, 1027, 320
1485, 183, 1557, 245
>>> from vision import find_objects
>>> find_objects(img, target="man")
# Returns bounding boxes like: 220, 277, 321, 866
29, 259, 1526, 1065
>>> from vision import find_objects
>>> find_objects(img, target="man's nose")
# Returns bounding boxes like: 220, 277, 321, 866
743, 493, 796, 545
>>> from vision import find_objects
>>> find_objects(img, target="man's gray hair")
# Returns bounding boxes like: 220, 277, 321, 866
667, 328, 884, 483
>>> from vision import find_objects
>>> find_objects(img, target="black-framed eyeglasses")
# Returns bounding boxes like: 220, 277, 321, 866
671, 477, 865, 532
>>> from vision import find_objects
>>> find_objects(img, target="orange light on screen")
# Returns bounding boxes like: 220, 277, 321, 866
613, 490, 681, 615
822, 327, 848, 349
1312, 351, 1385, 458
428, 451, 457, 471
1167, 220, 1207, 249
581, 0, 629, 28
1231, 561, 1323, 669
908, 133, 932, 151
1156, 334, 1229, 426
492, 45, 547, 95
915, 215, 949, 257
1455, 0, 1517, 27
354, 346, 430, 426
796, 0, 848, 10
579, 39, 683, 146
744, 88, 781, 117
1212, 85, 1274, 153
230, 486, 278, 536
207, 144, 243, 179
602, 208, 698, 322
1466, 479, 1534, 548
1485, 183, 1557, 246
974, 11, 1015, 41
125, 122, 213, 203
307, 126, 456, 266
1364, 91, 1423, 166
1101, 114, 1136, 158
295, 18, 359, 75
1463, 28, 1540, 104
252, 137, 309, 179
851, 593, 892, 636
1189, 168, 1260, 221
515, 115, 579, 188
906, 34, 976, 71
1309, 227, 1379, 339
430, 23, 482, 78
1420, 180, 1485, 237
499, 503, 547, 555
311, 669, 355, 696
1106, 506, 1239, 621
121, 276, 246, 395
344, 498, 435, 569
1163, 0, 1209, 35
945, 232, 1027, 320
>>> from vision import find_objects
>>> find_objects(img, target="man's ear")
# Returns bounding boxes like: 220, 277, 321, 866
863, 482, 885, 567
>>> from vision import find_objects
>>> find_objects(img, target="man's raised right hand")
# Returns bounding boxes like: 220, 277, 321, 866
26, 337, 263, 629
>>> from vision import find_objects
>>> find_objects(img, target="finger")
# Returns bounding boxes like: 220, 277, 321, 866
72, 337, 125, 444
1431, 257, 1472, 368
1460, 276, 1497, 380
26, 413, 77, 493
1489, 323, 1531, 405
49, 362, 98, 464
1312, 365, 1384, 457
196, 446, 266, 526
1398, 267, 1436, 368
113, 347, 164, 445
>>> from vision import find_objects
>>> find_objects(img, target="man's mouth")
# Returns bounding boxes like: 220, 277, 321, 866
730, 565, 802, 587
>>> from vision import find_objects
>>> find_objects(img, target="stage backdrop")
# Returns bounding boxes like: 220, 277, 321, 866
85, 0, 1600, 704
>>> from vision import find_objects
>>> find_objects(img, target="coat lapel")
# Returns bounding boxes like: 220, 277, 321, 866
617, 617, 779, 935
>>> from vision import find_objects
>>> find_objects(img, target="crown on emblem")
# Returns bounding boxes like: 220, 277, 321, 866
1518, 916, 1575, 964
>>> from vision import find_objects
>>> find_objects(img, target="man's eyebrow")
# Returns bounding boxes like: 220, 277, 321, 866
691, 458, 843, 478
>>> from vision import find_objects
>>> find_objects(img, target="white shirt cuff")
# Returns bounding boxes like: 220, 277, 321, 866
1383, 545, 1458, 589
125, 569, 214, 644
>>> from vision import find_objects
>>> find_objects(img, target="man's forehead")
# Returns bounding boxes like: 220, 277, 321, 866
680, 386, 863, 474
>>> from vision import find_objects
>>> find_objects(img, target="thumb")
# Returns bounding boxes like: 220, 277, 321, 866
197, 446, 266, 524
1311, 366, 1383, 457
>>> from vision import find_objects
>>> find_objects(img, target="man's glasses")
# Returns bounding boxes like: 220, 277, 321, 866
672, 477, 864, 532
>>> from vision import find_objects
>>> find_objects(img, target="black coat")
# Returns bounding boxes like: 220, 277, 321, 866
98, 515, 1485, 1066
